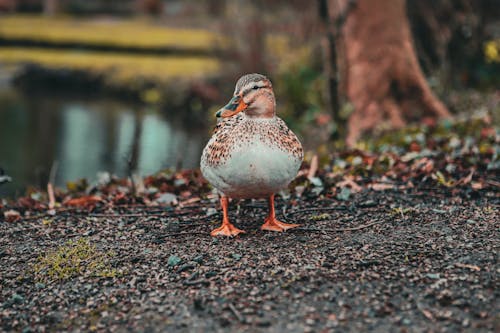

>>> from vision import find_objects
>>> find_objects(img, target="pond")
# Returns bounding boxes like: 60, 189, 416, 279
0, 88, 210, 198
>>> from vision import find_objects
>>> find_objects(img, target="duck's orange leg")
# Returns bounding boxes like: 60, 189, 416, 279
261, 194, 300, 232
211, 196, 245, 237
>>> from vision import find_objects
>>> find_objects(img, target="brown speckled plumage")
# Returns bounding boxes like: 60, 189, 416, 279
202, 113, 303, 167
200, 73, 303, 199
200, 73, 304, 236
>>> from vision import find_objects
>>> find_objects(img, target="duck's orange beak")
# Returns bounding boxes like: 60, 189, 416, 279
216, 94, 247, 118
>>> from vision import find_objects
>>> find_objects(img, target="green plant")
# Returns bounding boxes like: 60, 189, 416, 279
33, 238, 119, 281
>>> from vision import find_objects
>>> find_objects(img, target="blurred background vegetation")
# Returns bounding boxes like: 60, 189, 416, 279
0, 0, 498, 197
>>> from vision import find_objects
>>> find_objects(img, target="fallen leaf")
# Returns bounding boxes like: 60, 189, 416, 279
470, 182, 482, 190
4, 209, 21, 222
336, 187, 351, 201
409, 141, 421, 152
401, 152, 420, 162
337, 176, 362, 193
113, 192, 127, 203
64, 195, 102, 207
412, 157, 434, 173
155, 192, 177, 205
362, 155, 377, 168
480, 127, 496, 139
17, 197, 44, 209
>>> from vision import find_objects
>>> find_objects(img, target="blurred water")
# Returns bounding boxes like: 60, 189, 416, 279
0, 89, 208, 197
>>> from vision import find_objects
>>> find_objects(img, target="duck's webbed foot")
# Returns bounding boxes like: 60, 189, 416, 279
260, 194, 300, 232
210, 196, 245, 237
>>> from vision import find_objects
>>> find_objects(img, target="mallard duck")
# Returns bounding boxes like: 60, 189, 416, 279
201, 73, 303, 236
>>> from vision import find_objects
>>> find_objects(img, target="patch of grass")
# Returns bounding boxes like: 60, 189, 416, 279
483, 206, 495, 214
389, 207, 415, 218
33, 238, 119, 282
432, 171, 454, 187
0, 48, 220, 82
0, 15, 220, 50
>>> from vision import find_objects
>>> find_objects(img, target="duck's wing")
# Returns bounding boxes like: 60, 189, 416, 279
271, 117, 304, 161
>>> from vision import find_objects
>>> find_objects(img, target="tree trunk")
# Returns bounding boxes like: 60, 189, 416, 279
318, 0, 340, 124
334, 0, 451, 146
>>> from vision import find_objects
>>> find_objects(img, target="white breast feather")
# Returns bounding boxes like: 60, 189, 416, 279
202, 139, 301, 199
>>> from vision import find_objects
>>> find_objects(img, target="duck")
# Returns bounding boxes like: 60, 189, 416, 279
200, 73, 304, 237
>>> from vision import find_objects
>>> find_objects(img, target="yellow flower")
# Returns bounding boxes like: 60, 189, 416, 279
484, 40, 500, 63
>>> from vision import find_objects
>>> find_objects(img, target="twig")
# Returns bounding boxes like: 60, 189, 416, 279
161, 232, 210, 238
417, 302, 435, 321
297, 220, 384, 233
21, 209, 204, 221
455, 263, 481, 271
47, 183, 56, 210
183, 279, 209, 286
307, 154, 319, 179
228, 302, 245, 323
22, 207, 79, 220
485, 179, 500, 188
287, 206, 348, 215
178, 222, 212, 228
47, 160, 58, 210
88, 212, 206, 218
89, 213, 168, 218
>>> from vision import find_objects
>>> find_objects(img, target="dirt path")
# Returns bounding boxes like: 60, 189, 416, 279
1, 188, 498, 332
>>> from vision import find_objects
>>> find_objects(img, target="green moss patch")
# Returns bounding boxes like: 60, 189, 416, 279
33, 238, 119, 281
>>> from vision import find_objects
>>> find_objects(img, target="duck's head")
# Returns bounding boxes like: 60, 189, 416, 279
216, 73, 275, 119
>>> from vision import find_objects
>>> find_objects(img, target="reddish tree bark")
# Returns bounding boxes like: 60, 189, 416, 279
334, 0, 451, 146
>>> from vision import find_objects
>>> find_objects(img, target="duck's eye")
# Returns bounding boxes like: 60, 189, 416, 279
252, 85, 259, 90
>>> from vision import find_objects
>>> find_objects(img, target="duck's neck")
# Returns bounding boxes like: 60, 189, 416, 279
245, 107, 275, 119
244, 94, 276, 119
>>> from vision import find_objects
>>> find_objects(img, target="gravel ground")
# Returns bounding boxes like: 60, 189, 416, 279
1, 188, 498, 333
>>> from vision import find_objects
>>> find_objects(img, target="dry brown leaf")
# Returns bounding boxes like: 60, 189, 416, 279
412, 157, 434, 173
4, 209, 21, 222
337, 176, 362, 193
362, 155, 377, 167
64, 195, 102, 207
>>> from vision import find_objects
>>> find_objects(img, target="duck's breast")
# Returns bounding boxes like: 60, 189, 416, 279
202, 138, 301, 199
